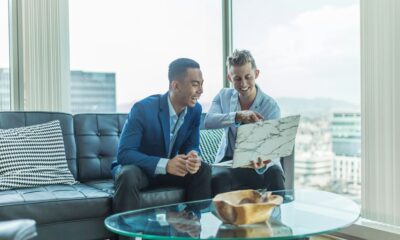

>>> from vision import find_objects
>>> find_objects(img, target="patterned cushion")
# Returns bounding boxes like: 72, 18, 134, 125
0, 120, 77, 190
200, 128, 224, 164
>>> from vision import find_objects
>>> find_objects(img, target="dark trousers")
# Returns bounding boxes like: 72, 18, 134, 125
211, 165, 285, 196
113, 163, 212, 213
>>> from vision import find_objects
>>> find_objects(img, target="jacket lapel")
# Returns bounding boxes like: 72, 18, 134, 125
159, 92, 170, 156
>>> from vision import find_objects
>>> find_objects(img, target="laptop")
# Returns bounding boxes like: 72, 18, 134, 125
213, 115, 300, 168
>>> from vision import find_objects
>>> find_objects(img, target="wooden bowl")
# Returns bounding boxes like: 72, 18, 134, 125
213, 189, 283, 225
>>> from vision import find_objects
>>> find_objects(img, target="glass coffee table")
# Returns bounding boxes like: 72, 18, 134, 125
105, 189, 360, 239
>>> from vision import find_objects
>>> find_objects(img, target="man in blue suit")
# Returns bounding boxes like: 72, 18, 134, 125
111, 58, 211, 213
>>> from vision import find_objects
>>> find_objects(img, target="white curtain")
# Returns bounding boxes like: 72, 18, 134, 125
19, 0, 70, 112
361, 0, 400, 226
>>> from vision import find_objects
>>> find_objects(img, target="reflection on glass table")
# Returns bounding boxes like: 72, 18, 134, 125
105, 189, 360, 239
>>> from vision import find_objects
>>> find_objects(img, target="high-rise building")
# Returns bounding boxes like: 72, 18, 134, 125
332, 155, 361, 195
331, 112, 361, 157
0, 69, 116, 113
331, 112, 361, 196
295, 117, 333, 188
0, 68, 10, 111
70, 70, 116, 113
296, 150, 333, 187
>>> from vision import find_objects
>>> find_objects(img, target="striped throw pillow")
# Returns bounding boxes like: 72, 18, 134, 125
0, 120, 77, 190
199, 128, 224, 164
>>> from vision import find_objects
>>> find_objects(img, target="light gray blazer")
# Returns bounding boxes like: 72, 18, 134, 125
204, 86, 282, 170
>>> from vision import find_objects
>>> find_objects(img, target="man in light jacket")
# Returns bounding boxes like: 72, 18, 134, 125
204, 49, 285, 195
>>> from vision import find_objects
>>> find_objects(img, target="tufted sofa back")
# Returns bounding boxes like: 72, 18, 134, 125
73, 114, 127, 182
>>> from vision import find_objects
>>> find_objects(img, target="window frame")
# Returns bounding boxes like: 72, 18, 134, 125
8, 0, 23, 110
6, 0, 400, 238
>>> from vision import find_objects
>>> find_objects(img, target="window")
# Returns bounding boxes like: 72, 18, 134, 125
69, 0, 223, 113
0, 0, 10, 111
232, 0, 360, 202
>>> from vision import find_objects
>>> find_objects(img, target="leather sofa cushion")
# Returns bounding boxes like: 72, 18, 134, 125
0, 184, 111, 224
74, 114, 127, 181
139, 186, 184, 208
86, 179, 185, 208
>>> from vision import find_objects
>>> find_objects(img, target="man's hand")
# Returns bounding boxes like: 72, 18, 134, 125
235, 110, 264, 124
167, 154, 188, 177
186, 150, 201, 174
241, 157, 271, 169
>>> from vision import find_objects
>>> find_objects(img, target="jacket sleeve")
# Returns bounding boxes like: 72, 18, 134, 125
117, 103, 161, 177
204, 90, 237, 129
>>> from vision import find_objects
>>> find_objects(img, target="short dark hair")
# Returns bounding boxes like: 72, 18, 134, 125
226, 49, 257, 69
168, 58, 200, 83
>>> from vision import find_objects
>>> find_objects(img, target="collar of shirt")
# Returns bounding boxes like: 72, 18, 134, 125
167, 95, 187, 133
232, 84, 262, 111
247, 84, 262, 111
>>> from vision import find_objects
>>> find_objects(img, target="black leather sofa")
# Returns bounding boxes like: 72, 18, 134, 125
0, 112, 294, 240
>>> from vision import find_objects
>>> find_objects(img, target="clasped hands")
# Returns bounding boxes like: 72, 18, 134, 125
167, 150, 201, 177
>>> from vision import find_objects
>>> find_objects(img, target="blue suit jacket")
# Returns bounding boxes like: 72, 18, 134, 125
112, 92, 202, 177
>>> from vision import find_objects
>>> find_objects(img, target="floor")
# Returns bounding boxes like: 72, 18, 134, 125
311, 235, 346, 240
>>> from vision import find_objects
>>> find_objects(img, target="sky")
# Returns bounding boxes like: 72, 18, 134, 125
233, 0, 360, 105
68, 0, 223, 112
69, 0, 360, 109
1, 0, 360, 111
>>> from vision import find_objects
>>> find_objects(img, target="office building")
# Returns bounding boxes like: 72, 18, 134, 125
295, 118, 333, 188
331, 112, 361, 196
331, 113, 361, 157
0, 68, 10, 111
70, 70, 116, 113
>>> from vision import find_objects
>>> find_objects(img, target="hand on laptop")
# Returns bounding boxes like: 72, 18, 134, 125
235, 110, 264, 124
252, 158, 271, 169
186, 150, 202, 174
242, 157, 271, 169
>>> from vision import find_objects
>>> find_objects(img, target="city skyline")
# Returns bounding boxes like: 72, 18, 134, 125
0, 67, 360, 116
